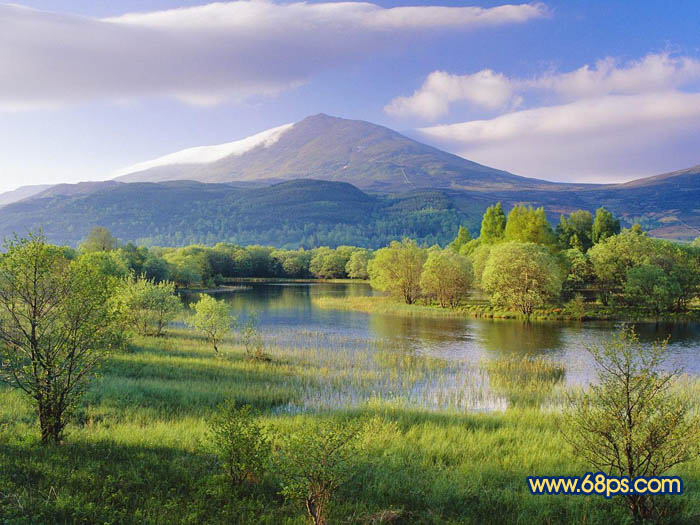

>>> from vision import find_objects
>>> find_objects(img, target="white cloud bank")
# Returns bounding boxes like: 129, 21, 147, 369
0, 1, 547, 110
394, 53, 700, 182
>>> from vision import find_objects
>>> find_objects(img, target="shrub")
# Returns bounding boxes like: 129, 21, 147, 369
210, 402, 271, 489
277, 418, 365, 525
116, 274, 181, 336
188, 295, 232, 353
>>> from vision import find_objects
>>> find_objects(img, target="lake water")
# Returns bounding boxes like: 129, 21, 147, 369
188, 283, 700, 412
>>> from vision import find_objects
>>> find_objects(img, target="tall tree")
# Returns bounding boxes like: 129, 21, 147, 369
420, 247, 474, 308
504, 205, 555, 246
368, 239, 427, 304
0, 234, 123, 443
481, 242, 563, 319
592, 207, 621, 244
449, 226, 472, 252
480, 203, 506, 244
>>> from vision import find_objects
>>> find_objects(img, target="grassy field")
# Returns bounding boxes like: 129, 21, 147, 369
1, 328, 700, 524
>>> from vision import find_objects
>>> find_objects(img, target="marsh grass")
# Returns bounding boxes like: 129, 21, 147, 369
1, 326, 700, 523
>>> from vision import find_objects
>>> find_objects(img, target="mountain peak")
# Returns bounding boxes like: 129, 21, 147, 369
114, 114, 551, 191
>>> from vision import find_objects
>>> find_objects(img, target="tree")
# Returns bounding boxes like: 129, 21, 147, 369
624, 264, 678, 316
420, 247, 474, 307
368, 239, 427, 304
481, 242, 563, 319
309, 248, 348, 279
187, 295, 232, 353
345, 249, 370, 280
592, 207, 620, 244
504, 205, 555, 246
588, 227, 652, 305
563, 327, 700, 522
480, 203, 506, 244
449, 226, 472, 252
80, 226, 119, 253
556, 210, 593, 252
277, 418, 365, 525
210, 402, 271, 489
116, 275, 181, 336
0, 234, 123, 443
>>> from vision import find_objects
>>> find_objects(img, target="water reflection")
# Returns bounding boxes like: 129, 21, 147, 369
189, 283, 700, 412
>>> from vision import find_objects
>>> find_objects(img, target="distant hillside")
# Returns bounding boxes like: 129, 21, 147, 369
0, 179, 473, 248
115, 114, 564, 192
0, 184, 53, 207
3, 163, 700, 246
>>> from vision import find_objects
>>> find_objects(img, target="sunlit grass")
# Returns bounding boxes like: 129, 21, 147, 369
1, 325, 700, 523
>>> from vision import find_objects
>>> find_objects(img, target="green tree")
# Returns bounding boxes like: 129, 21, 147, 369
481, 242, 563, 319
563, 327, 700, 522
504, 205, 555, 246
188, 295, 232, 353
624, 264, 678, 316
80, 226, 119, 253
560, 248, 594, 292
588, 227, 652, 305
556, 210, 593, 251
309, 248, 348, 279
210, 402, 271, 489
420, 247, 474, 308
277, 418, 365, 525
479, 203, 506, 244
345, 249, 370, 280
116, 275, 181, 336
592, 207, 621, 244
449, 226, 472, 252
0, 234, 123, 443
368, 239, 427, 304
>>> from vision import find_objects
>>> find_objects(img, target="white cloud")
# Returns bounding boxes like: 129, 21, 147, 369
385, 70, 517, 120
417, 91, 700, 182
0, 1, 547, 111
387, 52, 700, 120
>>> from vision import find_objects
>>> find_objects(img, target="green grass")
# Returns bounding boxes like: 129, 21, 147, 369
1, 328, 700, 524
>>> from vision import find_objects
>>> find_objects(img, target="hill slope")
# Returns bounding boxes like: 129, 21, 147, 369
115, 114, 562, 192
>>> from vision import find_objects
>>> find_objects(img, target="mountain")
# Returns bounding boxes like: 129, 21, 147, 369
0, 179, 472, 248
3, 163, 700, 247
115, 113, 565, 192
0, 184, 53, 207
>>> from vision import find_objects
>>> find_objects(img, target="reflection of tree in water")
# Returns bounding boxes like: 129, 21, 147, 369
478, 320, 564, 357
485, 355, 566, 408
368, 314, 467, 345
628, 322, 700, 346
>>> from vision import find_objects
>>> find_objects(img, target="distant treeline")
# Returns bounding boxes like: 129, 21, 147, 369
74, 201, 700, 317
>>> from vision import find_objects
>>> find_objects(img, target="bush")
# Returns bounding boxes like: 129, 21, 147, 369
187, 295, 232, 353
116, 274, 181, 336
277, 418, 365, 525
210, 402, 271, 489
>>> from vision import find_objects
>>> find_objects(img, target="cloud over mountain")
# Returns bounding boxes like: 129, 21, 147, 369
0, 1, 546, 111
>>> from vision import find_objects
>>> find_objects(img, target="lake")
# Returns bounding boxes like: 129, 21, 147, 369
186, 282, 700, 412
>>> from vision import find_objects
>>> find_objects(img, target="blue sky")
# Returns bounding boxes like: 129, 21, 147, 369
1, 0, 699, 193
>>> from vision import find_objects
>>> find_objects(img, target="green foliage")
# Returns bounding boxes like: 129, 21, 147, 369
240, 314, 267, 362
80, 226, 119, 253
210, 402, 271, 488
420, 247, 474, 308
116, 274, 181, 336
560, 248, 593, 292
345, 249, 370, 280
563, 327, 700, 522
188, 295, 232, 353
479, 202, 506, 244
0, 233, 123, 443
481, 242, 563, 318
624, 264, 679, 315
449, 225, 472, 252
309, 247, 351, 279
504, 205, 555, 246
592, 207, 621, 244
556, 210, 593, 251
368, 239, 427, 304
277, 418, 366, 525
